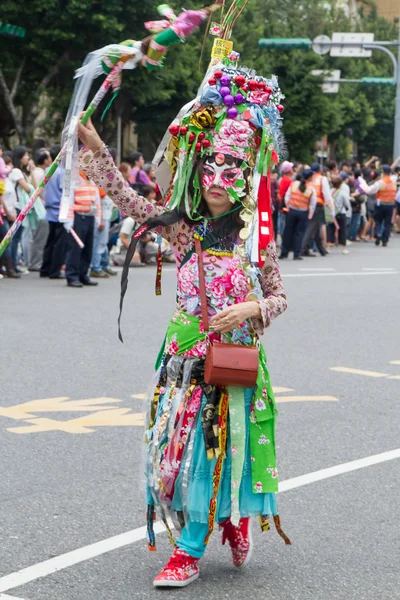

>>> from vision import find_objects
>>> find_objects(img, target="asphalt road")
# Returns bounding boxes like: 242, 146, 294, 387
1, 238, 399, 600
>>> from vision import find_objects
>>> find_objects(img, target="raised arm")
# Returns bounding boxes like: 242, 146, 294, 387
77, 120, 186, 246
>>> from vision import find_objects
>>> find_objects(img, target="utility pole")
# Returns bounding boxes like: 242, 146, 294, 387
394, 19, 400, 159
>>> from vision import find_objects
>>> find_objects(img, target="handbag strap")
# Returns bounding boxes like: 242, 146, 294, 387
194, 237, 210, 333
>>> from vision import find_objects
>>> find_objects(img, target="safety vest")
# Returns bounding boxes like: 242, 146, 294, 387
310, 173, 324, 205
377, 176, 396, 204
288, 181, 313, 211
69, 174, 100, 220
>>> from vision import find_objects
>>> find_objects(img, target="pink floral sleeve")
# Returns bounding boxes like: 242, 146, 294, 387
79, 144, 192, 262
251, 240, 287, 335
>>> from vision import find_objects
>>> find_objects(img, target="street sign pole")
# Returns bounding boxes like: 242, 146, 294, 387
394, 20, 400, 160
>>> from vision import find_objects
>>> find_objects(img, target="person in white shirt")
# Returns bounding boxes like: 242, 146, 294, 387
8, 146, 31, 271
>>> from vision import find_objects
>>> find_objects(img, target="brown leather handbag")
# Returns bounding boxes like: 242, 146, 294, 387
195, 238, 259, 388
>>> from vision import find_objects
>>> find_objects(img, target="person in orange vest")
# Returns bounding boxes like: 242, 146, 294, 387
361, 164, 396, 246
65, 172, 102, 287
279, 169, 316, 260
301, 162, 336, 257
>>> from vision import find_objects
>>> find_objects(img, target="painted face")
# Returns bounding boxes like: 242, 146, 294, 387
201, 154, 246, 202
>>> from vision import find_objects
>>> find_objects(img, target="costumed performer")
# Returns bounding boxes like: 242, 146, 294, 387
77, 56, 289, 588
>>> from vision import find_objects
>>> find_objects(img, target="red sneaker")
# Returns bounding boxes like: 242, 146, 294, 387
153, 548, 200, 588
221, 517, 253, 568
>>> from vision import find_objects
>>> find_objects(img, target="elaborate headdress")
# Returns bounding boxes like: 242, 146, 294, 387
154, 52, 285, 266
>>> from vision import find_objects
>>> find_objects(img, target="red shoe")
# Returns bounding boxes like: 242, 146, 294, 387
221, 517, 253, 568
153, 548, 200, 588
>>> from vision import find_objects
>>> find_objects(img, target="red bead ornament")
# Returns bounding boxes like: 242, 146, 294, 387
214, 70, 223, 79
169, 124, 179, 136
257, 81, 266, 90
198, 132, 205, 141
277, 104, 285, 113
202, 139, 211, 148
235, 75, 246, 87
189, 132, 196, 143
248, 79, 258, 91
208, 77, 216, 86
195, 142, 202, 152
265, 86, 272, 95
180, 126, 188, 135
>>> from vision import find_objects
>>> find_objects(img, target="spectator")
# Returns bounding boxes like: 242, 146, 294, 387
28, 149, 52, 271
0, 151, 20, 278
8, 146, 32, 272
301, 162, 336, 257
40, 145, 68, 279
349, 169, 367, 241
325, 160, 339, 181
362, 165, 396, 247
129, 152, 151, 187
0, 144, 12, 204
279, 168, 316, 261
112, 216, 145, 268
65, 172, 102, 287
90, 187, 118, 278
330, 174, 351, 254
279, 161, 294, 201
361, 170, 380, 241
119, 163, 132, 183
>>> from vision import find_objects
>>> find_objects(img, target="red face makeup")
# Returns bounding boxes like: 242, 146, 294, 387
201, 155, 245, 199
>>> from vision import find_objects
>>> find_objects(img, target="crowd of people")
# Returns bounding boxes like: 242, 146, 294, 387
0, 145, 174, 284
1, 144, 399, 283
273, 156, 400, 260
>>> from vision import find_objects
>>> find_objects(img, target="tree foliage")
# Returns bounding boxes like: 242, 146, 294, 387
0, 0, 398, 161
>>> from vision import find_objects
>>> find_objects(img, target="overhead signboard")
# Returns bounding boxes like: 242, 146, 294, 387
311, 70, 341, 93
330, 32, 374, 57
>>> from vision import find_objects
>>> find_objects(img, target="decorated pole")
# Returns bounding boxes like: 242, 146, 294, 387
0, 62, 124, 256
0, 3, 218, 258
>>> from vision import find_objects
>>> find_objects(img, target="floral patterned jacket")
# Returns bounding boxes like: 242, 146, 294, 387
79, 144, 287, 335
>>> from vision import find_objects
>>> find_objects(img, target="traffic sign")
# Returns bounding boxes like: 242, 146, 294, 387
330, 32, 374, 57
312, 35, 331, 55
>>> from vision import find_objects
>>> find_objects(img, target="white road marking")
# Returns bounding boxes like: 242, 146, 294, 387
283, 271, 398, 278
279, 448, 400, 492
390, 360, 400, 365
276, 395, 338, 403
362, 267, 395, 271
0, 595, 26, 599
299, 268, 335, 272
330, 366, 389, 378
1, 447, 399, 594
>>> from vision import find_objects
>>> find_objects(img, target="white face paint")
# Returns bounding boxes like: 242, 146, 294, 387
201, 154, 246, 200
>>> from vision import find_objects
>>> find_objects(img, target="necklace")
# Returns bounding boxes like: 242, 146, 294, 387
193, 221, 235, 257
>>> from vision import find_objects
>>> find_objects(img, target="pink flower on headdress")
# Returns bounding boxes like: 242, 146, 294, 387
248, 90, 269, 106
213, 119, 253, 160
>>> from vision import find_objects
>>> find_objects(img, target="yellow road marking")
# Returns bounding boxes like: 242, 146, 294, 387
387, 375, 400, 380
0, 385, 339, 435
276, 396, 338, 403
330, 367, 389, 378
7, 410, 145, 434
390, 360, 400, 365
